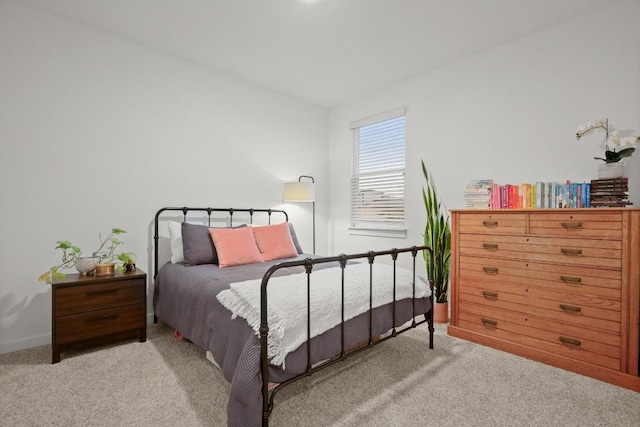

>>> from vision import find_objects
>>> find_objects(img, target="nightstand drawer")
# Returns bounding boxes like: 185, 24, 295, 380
55, 303, 145, 344
55, 280, 145, 316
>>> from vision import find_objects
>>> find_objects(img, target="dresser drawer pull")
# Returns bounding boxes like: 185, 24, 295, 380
482, 267, 499, 274
86, 289, 120, 296
482, 220, 498, 228
482, 290, 498, 300
560, 304, 582, 314
559, 337, 582, 348
87, 314, 120, 322
481, 318, 497, 328
560, 248, 582, 256
560, 275, 582, 284
482, 243, 498, 250
561, 222, 583, 230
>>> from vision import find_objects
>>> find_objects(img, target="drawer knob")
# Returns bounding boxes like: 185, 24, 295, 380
561, 222, 583, 230
560, 248, 582, 256
482, 267, 499, 274
559, 304, 582, 314
482, 243, 498, 250
559, 336, 582, 348
482, 220, 498, 228
482, 290, 498, 300
481, 318, 498, 328
560, 275, 582, 284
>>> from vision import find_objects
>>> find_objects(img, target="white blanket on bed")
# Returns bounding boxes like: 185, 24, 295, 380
217, 262, 430, 367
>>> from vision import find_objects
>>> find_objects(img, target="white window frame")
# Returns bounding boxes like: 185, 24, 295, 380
349, 107, 407, 238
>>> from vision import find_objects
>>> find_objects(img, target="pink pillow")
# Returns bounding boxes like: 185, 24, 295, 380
252, 222, 299, 262
209, 227, 264, 268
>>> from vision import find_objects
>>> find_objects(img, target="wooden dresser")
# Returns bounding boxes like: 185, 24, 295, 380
448, 208, 640, 391
52, 270, 147, 363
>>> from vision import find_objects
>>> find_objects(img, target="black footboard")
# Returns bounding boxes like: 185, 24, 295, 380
259, 246, 434, 426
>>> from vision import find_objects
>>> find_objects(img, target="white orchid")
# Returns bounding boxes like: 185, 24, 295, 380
575, 118, 639, 163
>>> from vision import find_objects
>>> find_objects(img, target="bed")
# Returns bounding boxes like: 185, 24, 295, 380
152, 207, 434, 427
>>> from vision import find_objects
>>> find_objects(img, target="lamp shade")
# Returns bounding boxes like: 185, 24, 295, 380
283, 181, 315, 202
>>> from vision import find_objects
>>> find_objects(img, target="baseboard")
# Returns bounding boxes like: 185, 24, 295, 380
0, 333, 50, 355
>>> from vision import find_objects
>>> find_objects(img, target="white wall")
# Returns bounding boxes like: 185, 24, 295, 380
0, 1, 329, 353
328, 1, 640, 257
2, 0, 639, 354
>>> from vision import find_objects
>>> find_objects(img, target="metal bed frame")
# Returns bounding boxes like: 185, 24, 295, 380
153, 207, 435, 426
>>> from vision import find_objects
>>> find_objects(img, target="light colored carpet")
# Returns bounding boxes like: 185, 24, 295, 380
1, 322, 639, 426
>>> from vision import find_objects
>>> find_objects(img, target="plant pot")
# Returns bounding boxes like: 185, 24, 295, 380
95, 263, 115, 276
75, 257, 98, 275
433, 301, 449, 323
598, 162, 625, 179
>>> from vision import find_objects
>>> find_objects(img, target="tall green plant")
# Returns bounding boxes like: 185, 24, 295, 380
422, 160, 451, 303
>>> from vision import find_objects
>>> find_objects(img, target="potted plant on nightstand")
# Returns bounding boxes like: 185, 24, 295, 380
92, 228, 127, 276
39, 228, 130, 284
422, 160, 451, 323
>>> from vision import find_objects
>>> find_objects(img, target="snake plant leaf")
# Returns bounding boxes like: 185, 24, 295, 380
422, 159, 451, 303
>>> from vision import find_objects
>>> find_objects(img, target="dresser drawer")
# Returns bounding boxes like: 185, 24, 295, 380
55, 280, 145, 316
458, 307, 621, 370
458, 213, 527, 235
459, 255, 622, 298
459, 234, 621, 269
458, 282, 621, 331
55, 303, 145, 344
529, 212, 622, 239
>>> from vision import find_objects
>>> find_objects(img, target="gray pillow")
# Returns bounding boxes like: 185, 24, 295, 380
181, 222, 246, 265
288, 222, 304, 254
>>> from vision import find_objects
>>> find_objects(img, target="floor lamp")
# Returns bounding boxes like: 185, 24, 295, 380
283, 175, 315, 254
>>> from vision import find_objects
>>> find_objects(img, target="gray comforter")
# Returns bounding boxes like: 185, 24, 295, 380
153, 256, 431, 427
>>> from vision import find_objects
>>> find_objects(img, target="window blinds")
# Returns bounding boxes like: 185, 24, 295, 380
350, 109, 406, 230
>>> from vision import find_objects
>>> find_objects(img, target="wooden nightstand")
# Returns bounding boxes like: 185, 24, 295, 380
51, 269, 147, 363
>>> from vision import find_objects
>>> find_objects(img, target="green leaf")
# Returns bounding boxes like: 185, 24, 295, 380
55, 240, 73, 249
602, 147, 635, 163
51, 271, 66, 280
111, 228, 126, 234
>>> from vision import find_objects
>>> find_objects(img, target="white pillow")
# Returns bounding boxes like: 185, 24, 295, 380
167, 221, 184, 264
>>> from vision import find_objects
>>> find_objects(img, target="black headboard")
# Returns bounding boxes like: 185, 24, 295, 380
153, 207, 289, 278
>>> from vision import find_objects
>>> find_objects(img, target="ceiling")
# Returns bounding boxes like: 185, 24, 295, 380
17, 0, 621, 107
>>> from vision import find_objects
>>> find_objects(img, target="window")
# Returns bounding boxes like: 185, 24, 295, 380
350, 107, 406, 237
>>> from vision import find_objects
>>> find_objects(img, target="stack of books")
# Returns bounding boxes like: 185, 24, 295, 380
464, 180, 493, 209
486, 181, 591, 209
590, 178, 632, 207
